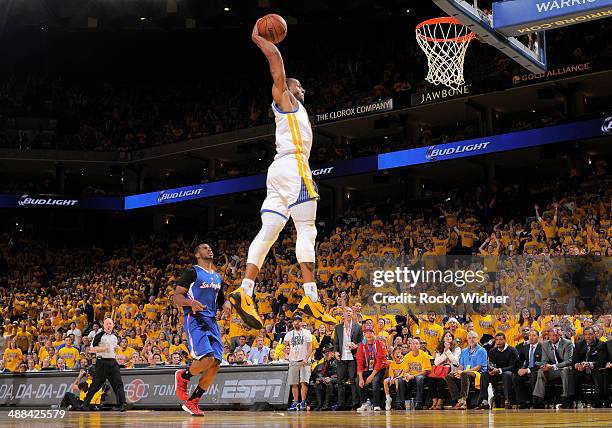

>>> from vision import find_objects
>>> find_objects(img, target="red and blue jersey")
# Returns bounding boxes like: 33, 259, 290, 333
176, 265, 223, 318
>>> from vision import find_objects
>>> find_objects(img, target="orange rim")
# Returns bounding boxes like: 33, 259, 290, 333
415, 17, 475, 44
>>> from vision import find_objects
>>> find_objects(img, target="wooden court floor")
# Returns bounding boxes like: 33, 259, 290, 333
0, 409, 611, 428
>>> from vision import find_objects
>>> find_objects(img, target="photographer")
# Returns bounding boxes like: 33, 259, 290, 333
60, 366, 103, 411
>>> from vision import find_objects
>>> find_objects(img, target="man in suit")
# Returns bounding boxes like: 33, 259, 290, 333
572, 326, 606, 407
333, 306, 363, 410
512, 328, 542, 408
514, 326, 531, 358
532, 327, 575, 408
84, 298, 95, 326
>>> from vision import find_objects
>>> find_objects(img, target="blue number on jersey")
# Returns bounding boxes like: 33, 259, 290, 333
186, 265, 222, 318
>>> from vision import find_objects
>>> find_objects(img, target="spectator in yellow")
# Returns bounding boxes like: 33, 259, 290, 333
470, 306, 495, 342
408, 310, 444, 354
493, 311, 518, 346
535, 203, 558, 241
118, 296, 139, 319
169, 334, 189, 357
3, 339, 23, 372
127, 329, 144, 350
384, 348, 406, 410
447, 318, 468, 349
397, 338, 432, 410
432, 231, 449, 256
58, 336, 80, 369
440, 206, 460, 228
116, 338, 137, 360
143, 296, 159, 321
13, 324, 32, 354
121, 311, 139, 331
156, 332, 170, 349
255, 284, 273, 316
453, 225, 476, 253
517, 308, 541, 333
275, 275, 296, 306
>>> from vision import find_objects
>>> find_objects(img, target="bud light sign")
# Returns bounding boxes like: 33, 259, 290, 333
425, 142, 491, 161
157, 188, 204, 204
379, 117, 608, 171
602, 116, 612, 134
18, 195, 79, 207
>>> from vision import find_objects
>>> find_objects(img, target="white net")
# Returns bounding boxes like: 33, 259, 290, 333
415, 17, 474, 91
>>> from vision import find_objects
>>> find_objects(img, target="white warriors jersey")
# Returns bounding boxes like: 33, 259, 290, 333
272, 100, 313, 161
263, 100, 319, 210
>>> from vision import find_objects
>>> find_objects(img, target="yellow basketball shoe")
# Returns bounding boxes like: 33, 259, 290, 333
298, 295, 337, 325
228, 289, 263, 330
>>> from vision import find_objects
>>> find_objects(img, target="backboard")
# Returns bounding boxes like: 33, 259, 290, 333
434, 0, 612, 74
492, 0, 612, 37
433, 0, 548, 73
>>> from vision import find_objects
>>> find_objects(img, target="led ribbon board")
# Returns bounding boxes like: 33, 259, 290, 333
493, 0, 612, 37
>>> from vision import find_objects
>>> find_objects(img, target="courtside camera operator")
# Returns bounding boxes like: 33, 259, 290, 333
59, 366, 104, 411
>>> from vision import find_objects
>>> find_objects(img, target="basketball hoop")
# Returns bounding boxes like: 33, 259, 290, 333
415, 17, 475, 91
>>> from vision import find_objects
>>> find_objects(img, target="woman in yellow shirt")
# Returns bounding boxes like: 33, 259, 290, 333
169, 335, 189, 358
157, 332, 170, 350
517, 308, 541, 333
3, 340, 23, 372
255, 286, 273, 316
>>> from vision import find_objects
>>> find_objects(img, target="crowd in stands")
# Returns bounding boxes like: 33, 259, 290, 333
0, 18, 609, 197
0, 170, 611, 410
0, 108, 579, 197
1, 19, 610, 156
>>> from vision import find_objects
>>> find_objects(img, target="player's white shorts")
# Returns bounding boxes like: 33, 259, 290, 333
260, 154, 319, 220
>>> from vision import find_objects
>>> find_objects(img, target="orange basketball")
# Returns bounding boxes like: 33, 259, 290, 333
257, 14, 287, 44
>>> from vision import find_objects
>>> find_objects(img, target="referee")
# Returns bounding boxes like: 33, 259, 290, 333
80, 317, 127, 411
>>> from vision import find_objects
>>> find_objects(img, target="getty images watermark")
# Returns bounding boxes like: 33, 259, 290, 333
360, 255, 605, 317
369, 266, 509, 306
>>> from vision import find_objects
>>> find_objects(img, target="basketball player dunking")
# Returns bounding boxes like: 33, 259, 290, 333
228, 19, 336, 329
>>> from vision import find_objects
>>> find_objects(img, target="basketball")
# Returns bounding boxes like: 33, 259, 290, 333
257, 14, 287, 44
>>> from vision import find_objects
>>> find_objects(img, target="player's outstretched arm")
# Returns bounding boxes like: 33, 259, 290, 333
251, 19, 295, 112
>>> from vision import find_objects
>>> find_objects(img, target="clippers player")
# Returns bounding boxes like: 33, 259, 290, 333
228, 19, 336, 329
173, 243, 229, 416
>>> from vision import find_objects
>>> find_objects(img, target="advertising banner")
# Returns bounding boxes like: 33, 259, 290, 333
124, 175, 266, 210
314, 99, 393, 124
510, 62, 593, 86
411, 83, 473, 106
6, 118, 608, 212
0, 194, 123, 210
124, 156, 378, 210
377, 116, 610, 171
0, 365, 290, 409
493, 0, 612, 36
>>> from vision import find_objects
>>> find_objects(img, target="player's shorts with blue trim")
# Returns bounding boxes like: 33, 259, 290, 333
184, 313, 224, 362
260, 154, 319, 220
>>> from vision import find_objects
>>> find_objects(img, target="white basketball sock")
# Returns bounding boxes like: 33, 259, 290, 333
303, 282, 318, 302
240, 278, 255, 297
